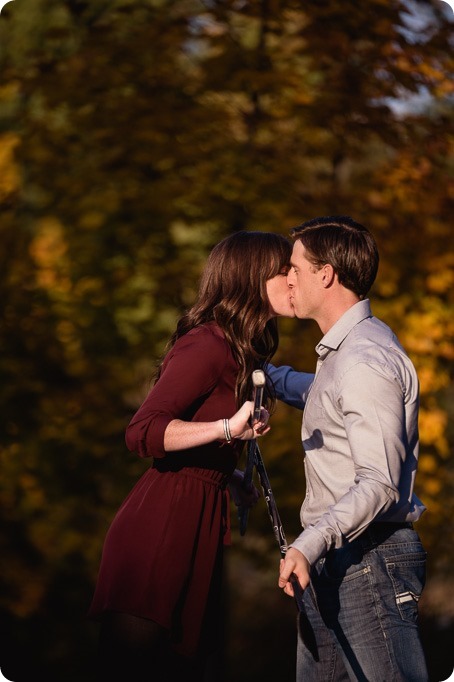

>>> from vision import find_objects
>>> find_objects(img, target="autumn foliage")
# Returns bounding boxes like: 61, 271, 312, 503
0, 1, 452, 680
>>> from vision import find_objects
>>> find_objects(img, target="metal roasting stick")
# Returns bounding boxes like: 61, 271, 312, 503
238, 369, 266, 536
252, 441, 305, 611
251, 369, 266, 424
253, 439, 319, 660
238, 369, 318, 659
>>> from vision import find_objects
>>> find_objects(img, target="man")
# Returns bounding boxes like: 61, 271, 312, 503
269, 216, 428, 681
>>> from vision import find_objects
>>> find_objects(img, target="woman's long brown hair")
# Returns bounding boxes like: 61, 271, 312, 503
156, 231, 292, 409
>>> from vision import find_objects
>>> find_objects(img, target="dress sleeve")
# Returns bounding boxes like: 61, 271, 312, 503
125, 328, 231, 458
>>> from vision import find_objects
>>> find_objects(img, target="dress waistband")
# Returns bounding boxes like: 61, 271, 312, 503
152, 461, 230, 489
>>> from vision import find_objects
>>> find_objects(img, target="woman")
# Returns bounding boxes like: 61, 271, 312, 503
88, 231, 294, 681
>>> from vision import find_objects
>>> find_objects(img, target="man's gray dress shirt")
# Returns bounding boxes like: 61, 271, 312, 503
268, 299, 426, 565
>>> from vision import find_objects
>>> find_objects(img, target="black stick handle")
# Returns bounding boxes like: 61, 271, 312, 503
238, 441, 256, 535
254, 444, 304, 611
254, 442, 318, 660
238, 370, 266, 535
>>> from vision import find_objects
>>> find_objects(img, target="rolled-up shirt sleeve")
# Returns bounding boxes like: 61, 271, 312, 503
125, 330, 230, 458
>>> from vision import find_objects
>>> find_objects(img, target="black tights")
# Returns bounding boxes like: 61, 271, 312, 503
97, 612, 206, 682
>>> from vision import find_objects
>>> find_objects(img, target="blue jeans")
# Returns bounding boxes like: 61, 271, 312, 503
296, 524, 428, 682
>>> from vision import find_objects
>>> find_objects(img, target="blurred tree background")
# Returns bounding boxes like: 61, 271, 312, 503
0, 0, 452, 680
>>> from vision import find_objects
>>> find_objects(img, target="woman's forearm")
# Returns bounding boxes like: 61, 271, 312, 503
163, 400, 266, 451
163, 418, 225, 451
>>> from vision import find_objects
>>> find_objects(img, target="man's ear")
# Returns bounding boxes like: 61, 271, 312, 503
321, 263, 336, 288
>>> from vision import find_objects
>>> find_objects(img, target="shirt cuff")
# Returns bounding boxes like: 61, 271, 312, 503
289, 526, 329, 566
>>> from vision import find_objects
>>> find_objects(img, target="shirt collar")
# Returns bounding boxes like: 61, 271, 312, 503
316, 299, 372, 357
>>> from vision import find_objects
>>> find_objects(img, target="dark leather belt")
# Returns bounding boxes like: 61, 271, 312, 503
370, 521, 413, 530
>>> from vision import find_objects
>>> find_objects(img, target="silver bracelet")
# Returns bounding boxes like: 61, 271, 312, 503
223, 418, 232, 443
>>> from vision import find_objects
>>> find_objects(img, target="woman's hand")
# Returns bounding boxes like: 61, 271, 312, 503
163, 400, 269, 451
229, 400, 270, 441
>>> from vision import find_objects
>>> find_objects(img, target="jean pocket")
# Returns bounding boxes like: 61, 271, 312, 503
320, 552, 371, 583
385, 552, 427, 623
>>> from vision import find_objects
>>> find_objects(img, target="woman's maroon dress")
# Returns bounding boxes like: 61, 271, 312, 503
88, 322, 243, 657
